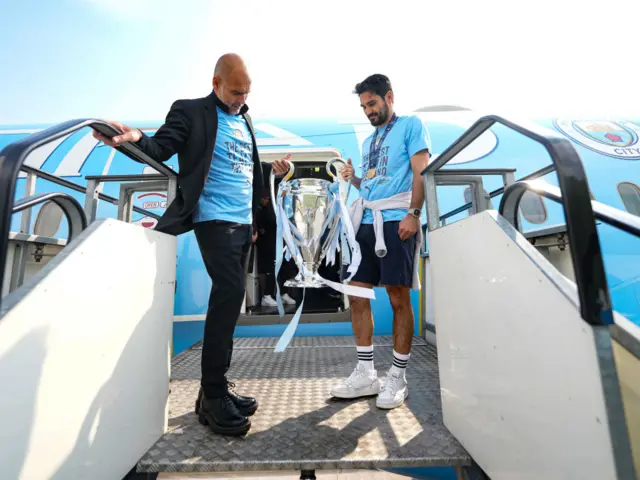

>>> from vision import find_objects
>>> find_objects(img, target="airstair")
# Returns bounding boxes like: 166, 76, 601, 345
0, 117, 638, 480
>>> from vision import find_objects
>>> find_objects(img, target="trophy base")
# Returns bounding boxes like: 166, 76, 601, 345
285, 272, 326, 289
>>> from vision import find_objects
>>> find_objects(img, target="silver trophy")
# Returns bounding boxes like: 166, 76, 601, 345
270, 158, 347, 288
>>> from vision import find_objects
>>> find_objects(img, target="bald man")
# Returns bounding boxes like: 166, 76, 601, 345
94, 53, 290, 437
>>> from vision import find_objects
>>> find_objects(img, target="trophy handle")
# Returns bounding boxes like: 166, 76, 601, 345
326, 157, 353, 202
269, 159, 295, 213
326, 157, 347, 180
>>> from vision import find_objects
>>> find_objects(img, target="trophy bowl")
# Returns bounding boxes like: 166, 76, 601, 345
270, 158, 347, 288
283, 177, 335, 288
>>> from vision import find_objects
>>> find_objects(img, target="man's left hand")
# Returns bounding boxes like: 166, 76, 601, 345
272, 153, 292, 176
398, 214, 420, 241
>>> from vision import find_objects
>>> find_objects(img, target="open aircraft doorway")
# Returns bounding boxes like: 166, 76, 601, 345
239, 147, 352, 327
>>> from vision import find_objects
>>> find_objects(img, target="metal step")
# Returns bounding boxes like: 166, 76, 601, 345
137, 336, 471, 475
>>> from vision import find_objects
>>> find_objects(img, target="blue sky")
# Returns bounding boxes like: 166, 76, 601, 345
0, 0, 219, 125
2, 0, 640, 126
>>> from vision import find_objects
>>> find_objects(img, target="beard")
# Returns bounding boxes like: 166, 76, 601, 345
368, 103, 390, 126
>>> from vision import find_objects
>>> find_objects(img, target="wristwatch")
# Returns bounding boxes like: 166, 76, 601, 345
408, 208, 421, 218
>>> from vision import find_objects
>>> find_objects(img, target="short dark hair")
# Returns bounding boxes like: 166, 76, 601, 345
354, 74, 392, 98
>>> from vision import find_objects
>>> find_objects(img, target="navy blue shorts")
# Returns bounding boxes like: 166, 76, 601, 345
343, 221, 416, 287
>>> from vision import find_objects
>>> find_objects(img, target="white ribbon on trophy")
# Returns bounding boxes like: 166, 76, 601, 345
270, 158, 375, 352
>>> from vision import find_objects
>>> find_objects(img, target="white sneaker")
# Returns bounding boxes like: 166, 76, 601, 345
330, 363, 380, 399
261, 295, 277, 307
376, 369, 408, 409
282, 293, 296, 305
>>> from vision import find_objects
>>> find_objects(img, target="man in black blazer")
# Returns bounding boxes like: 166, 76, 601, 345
93, 53, 290, 437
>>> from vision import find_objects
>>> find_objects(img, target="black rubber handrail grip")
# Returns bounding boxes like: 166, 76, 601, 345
21, 165, 161, 221
440, 164, 557, 222
12, 192, 88, 246
420, 115, 613, 327
501, 180, 640, 242
0, 118, 171, 306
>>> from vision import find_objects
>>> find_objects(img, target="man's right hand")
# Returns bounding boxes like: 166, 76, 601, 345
272, 153, 292, 177
92, 120, 142, 147
340, 158, 354, 181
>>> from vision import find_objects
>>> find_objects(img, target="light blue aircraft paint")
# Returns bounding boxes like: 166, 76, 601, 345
2, 112, 639, 356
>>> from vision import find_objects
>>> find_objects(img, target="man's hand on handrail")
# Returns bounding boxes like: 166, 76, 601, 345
92, 120, 142, 147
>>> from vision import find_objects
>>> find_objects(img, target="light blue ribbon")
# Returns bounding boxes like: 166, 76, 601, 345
340, 227, 351, 266
274, 190, 286, 318
273, 185, 308, 352
326, 175, 360, 282
274, 287, 306, 352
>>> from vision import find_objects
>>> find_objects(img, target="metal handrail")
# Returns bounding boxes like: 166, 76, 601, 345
0, 118, 172, 305
501, 180, 640, 240
12, 192, 88, 245
436, 167, 516, 176
420, 115, 612, 327
21, 165, 161, 221
85, 173, 168, 182
439, 164, 557, 222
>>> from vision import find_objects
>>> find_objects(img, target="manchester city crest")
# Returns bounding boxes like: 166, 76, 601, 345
553, 119, 640, 160
233, 128, 245, 141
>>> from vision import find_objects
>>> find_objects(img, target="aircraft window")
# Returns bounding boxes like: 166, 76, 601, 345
519, 191, 547, 224
617, 182, 640, 216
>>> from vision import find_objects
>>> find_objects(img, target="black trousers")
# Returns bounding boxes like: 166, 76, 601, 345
194, 220, 252, 398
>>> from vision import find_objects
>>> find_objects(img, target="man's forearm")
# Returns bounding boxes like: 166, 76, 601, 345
351, 176, 362, 189
409, 171, 424, 210
409, 151, 430, 211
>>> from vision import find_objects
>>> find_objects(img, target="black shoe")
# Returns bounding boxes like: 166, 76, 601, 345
196, 383, 258, 417
227, 381, 259, 416
197, 393, 250, 437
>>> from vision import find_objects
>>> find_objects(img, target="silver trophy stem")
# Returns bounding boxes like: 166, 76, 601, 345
284, 262, 326, 288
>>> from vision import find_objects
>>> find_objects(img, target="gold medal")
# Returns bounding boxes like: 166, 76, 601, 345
366, 168, 376, 179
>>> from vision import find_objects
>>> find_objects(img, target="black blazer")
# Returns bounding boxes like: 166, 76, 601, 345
135, 91, 264, 236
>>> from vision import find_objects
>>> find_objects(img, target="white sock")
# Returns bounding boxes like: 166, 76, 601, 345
356, 345, 374, 371
390, 350, 410, 376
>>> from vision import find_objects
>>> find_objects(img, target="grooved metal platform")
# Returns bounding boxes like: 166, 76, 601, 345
137, 336, 471, 474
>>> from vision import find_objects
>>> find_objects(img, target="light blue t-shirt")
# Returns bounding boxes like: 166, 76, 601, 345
193, 107, 254, 225
359, 115, 430, 223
